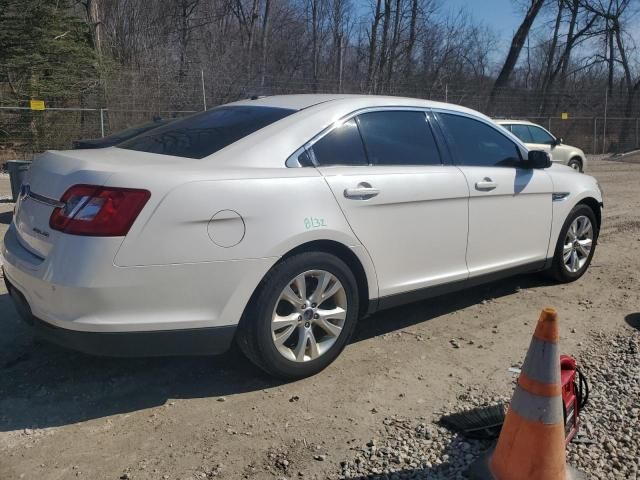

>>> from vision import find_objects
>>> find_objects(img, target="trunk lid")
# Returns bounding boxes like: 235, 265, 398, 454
13, 148, 173, 259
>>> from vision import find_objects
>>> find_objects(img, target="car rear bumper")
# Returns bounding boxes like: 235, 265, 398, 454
1, 223, 277, 355
5, 274, 235, 356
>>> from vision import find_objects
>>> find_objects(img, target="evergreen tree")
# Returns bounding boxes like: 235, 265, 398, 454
0, 0, 99, 101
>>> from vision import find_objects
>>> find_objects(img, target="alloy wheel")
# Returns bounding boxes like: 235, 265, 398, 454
563, 215, 593, 273
271, 270, 347, 362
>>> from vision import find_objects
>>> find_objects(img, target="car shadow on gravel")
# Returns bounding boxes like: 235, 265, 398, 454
0, 273, 552, 433
625, 313, 640, 330
351, 273, 552, 344
0, 293, 283, 432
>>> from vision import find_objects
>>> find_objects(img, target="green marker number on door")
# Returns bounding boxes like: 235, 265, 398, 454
304, 217, 327, 229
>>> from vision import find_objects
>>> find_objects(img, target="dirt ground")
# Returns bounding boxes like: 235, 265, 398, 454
1, 159, 639, 480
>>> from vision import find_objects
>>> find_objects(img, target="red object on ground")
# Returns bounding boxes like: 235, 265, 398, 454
561, 354, 580, 444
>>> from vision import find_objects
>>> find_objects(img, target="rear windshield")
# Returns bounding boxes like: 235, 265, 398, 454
118, 106, 295, 159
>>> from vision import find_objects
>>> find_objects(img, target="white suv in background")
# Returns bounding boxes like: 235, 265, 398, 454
495, 119, 587, 172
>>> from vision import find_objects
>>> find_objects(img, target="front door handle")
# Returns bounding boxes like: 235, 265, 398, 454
344, 183, 380, 200
475, 178, 498, 191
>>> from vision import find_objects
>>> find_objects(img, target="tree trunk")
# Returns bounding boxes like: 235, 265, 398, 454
607, 26, 614, 96
405, 0, 418, 76
246, 0, 259, 82
260, 0, 271, 88
366, 0, 383, 92
559, 0, 579, 87
614, 18, 635, 150
376, 0, 391, 93
311, 0, 319, 92
541, 0, 563, 93
385, 0, 401, 92
489, 0, 545, 102
85, 0, 102, 56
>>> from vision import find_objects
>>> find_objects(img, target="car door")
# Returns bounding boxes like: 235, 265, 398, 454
436, 111, 553, 278
311, 109, 470, 298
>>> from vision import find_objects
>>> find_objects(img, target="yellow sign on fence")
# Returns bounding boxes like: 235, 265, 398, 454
561, 112, 569, 120
29, 100, 45, 111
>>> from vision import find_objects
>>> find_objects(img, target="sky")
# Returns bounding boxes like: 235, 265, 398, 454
445, 0, 640, 47
444, 0, 524, 47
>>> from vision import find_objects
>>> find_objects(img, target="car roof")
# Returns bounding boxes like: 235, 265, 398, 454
228, 94, 361, 110
227, 93, 483, 116
494, 119, 539, 126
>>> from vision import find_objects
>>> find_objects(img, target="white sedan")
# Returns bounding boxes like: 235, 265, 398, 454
1, 95, 603, 379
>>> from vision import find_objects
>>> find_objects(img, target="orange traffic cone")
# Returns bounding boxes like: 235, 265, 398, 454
468, 308, 584, 480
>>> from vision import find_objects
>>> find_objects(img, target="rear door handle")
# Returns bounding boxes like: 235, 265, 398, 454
344, 183, 380, 200
475, 178, 498, 191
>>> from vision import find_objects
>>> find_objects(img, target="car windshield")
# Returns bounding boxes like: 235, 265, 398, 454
118, 106, 295, 159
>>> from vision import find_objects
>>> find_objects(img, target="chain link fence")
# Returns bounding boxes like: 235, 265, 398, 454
1, 68, 639, 162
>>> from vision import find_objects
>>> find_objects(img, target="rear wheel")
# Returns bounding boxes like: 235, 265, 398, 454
548, 204, 598, 282
237, 252, 359, 379
568, 157, 583, 172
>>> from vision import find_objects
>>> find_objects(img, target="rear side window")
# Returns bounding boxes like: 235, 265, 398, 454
118, 106, 295, 159
356, 111, 441, 166
439, 113, 522, 168
528, 126, 555, 145
510, 124, 534, 143
312, 118, 368, 166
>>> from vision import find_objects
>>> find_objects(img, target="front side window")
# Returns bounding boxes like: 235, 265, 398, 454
510, 124, 534, 143
119, 106, 295, 159
439, 113, 522, 168
356, 111, 441, 166
528, 126, 555, 145
312, 118, 368, 166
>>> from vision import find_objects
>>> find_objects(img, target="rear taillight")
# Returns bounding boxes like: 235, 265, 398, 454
49, 185, 150, 236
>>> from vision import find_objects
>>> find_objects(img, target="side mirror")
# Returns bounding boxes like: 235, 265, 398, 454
555, 137, 563, 145
527, 150, 552, 169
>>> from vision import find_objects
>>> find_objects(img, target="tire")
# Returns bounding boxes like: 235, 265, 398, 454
568, 157, 583, 172
548, 204, 598, 283
236, 252, 360, 380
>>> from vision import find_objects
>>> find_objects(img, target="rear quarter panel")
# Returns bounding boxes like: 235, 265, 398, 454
113, 169, 379, 298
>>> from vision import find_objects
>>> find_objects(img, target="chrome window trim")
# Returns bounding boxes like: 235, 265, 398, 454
285, 146, 311, 168
431, 108, 529, 162
286, 106, 437, 168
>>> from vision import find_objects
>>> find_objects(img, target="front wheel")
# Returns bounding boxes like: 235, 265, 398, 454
568, 158, 583, 172
236, 252, 359, 379
548, 204, 598, 282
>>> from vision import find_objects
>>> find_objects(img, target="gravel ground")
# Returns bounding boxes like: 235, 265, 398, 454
335, 324, 640, 480
567, 328, 640, 480
1, 158, 639, 480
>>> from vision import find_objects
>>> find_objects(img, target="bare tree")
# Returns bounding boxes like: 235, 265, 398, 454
366, 0, 383, 92
260, 0, 271, 87
490, 0, 546, 101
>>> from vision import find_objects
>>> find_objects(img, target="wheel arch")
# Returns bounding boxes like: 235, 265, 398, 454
280, 240, 372, 316
236, 238, 374, 350
576, 196, 602, 232
568, 156, 583, 170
